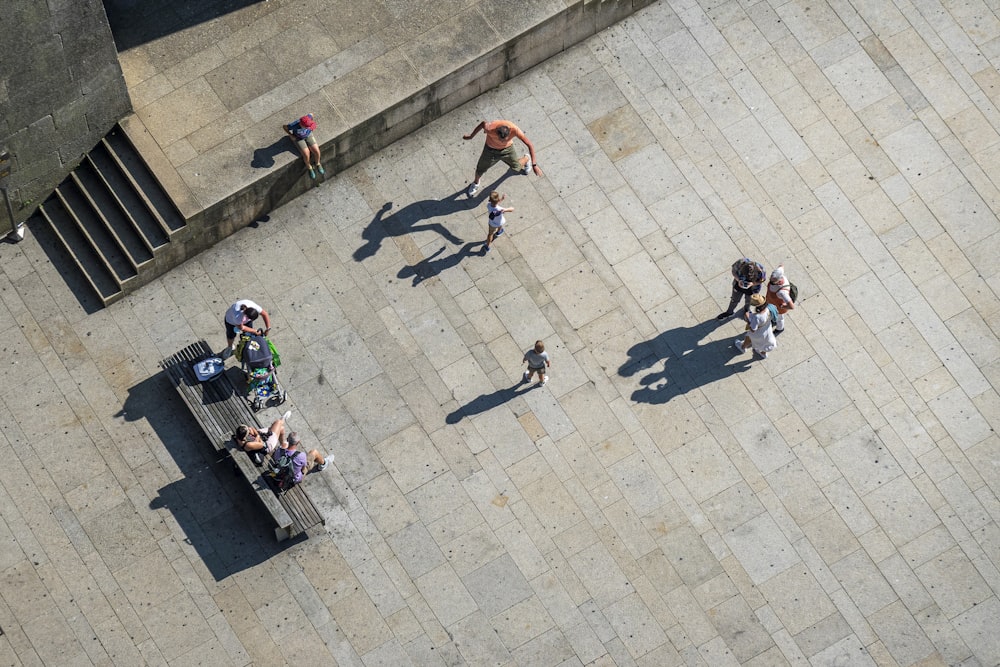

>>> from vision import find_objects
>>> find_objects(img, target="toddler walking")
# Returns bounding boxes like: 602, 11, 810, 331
484, 191, 513, 253
522, 340, 550, 385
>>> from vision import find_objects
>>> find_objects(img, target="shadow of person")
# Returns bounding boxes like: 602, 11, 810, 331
446, 380, 538, 424
397, 242, 484, 285
251, 137, 300, 169
353, 172, 512, 262
620, 318, 754, 405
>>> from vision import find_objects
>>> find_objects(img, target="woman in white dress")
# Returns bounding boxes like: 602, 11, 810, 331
734, 293, 777, 358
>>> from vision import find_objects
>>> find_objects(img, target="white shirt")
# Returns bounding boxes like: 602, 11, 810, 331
487, 202, 506, 228
226, 299, 263, 326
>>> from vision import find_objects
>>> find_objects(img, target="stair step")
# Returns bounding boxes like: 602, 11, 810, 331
36, 201, 123, 305
56, 182, 138, 283
73, 163, 156, 268
104, 127, 185, 232
88, 140, 172, 248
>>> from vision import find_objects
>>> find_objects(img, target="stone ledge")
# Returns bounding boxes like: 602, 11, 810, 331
118, 0, 655, 297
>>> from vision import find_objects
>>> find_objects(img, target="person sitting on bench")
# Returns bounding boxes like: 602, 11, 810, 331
271, 432, 328, 487
234, 410, 292, 457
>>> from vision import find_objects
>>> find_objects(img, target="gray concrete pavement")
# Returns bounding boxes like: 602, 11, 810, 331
3, 0, 1000, 665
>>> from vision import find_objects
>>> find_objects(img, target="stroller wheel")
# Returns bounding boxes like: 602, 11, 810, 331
252, 397, 262, 411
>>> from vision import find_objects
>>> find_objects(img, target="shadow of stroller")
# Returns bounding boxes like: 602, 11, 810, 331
353, 172, 512, 262
398, 242, 484, 285
251, 137, 300, 169
446, 380, 538, 424
620, 319, 753, 405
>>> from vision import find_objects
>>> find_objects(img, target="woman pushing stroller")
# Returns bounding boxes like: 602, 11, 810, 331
222, 298, 285, 409
224, 298, 272, 354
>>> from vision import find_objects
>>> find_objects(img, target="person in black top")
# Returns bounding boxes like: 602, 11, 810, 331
717, 258, 766, 319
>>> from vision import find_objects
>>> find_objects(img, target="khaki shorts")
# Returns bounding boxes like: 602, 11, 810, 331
295, 134, 318, 151
476, 144, 522, 176
266, 431, 280, 452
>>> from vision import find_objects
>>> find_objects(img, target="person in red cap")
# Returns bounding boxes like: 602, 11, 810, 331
283, 113, 323, 179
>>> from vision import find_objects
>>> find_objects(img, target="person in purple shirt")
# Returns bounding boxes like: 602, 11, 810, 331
271, 432, 328, 486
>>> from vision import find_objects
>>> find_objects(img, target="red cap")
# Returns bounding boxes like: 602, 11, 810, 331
299, 115, 316, 130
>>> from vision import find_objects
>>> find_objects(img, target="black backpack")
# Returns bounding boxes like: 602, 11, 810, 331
268, 449, 300, 492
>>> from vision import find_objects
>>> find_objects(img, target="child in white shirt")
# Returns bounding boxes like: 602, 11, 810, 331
484, 191, 513, 253
522, 340, 551, 385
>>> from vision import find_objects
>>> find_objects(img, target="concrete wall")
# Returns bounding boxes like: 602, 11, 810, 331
0, 0, 130, 232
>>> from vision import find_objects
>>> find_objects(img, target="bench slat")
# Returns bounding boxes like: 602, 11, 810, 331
282, 484, 324, 531
163, 366, 228, 451
163, 342, 232, 447
228, 443, 295, 540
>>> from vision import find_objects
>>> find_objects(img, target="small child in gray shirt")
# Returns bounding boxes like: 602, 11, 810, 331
522, 340, 550, 385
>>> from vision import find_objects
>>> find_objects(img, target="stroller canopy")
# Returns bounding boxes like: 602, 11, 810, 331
241, 333, 273, 369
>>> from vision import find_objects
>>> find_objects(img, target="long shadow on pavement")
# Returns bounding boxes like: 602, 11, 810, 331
620, 319, 753, 405
353, 173, 512, 262
446, 380, 539, 424
118, 370, 288, 580
251, 137, 300, 169
398, 241, 485, 285
22, 211, 106, 314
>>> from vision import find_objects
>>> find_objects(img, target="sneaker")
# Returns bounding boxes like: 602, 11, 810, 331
522, 370, 530, 383
540, 375, 548, 385
716, 311, 733, 320
774, 326, 784, 334
484, 244, 491, 253
494, 226, 505, 237
467, 182, 479, 196
314, 460, 328, 472
281, 410, 292, 423
734, 339, 746, 352
309, 168, 316, 179
317, 163, 325, 175
522, 156, 532, 175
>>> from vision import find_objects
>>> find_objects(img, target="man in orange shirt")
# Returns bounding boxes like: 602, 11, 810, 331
463, 120, 543, 196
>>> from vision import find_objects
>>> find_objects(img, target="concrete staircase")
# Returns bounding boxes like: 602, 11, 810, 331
30, 125, 186, 307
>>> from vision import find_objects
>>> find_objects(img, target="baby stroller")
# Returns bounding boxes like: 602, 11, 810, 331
235, 331, 286, 410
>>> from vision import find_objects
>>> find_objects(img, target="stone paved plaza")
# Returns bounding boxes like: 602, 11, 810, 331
3, 0, 1000, 665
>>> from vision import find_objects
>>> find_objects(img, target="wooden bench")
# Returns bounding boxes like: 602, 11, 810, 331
161, 340, 325, 541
